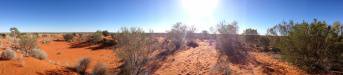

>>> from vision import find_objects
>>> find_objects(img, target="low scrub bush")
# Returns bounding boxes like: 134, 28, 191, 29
92, 63, 108, 75
31, 48, 48, 60
114, 27, 152, 75
76, 57, 91, 75
0, 49, 16, 60
63, 34, 74, 42
268, 19, 343, 73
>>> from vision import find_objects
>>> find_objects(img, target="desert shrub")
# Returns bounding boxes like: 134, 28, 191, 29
0, 33, 5, 39
76, 57, 91, 75
166, 23, 197, 50
102, 30, 110, 36
215, 21, 249, 64
30, 48, 48, 60
201, 30, 210, 40
63, 34, 74, 42
242, 28, 259, 46
102, 39, 115, 46
268, 20, 343, 73
92, 63, 108, 75
0, 49, 16, 60
78, 34, 92, 43
18, 34, 37, 55
257, 36, 271, 52
187, 41, 199, 48
90, 31, 103, 44
42, 38, 51, 44
167, 23, 187, 50
114, 27, 152, 75
185, 26, 198, 47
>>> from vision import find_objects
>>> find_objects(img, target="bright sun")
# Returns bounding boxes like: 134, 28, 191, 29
180, 0, 219, 30
181, 0, 219, 18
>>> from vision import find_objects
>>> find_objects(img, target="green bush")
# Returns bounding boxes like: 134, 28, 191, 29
31, 48, 48, 60
63, 34, 74, 42
76, 57, 91, 75
114, 27, 152, 75
268, 19, 343, 73
0, 49, 16, 60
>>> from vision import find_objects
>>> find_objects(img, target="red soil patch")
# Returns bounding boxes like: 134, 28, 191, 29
0, 37, 120, 75
0, 37, 305, 75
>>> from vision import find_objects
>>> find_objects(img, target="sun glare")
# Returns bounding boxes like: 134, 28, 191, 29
180, 0, 220, 30
181, 0, 219, 17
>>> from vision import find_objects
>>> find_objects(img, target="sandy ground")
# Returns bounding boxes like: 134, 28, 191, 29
0, 37, 305, 75
155, 41, 305, 75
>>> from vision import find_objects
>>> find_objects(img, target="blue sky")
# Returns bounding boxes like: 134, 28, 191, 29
0, 0, 342, 34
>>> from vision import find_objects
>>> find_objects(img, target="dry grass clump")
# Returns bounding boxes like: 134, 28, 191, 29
30, 48, 48, 60
76, 57, 91, 75
0, 49, 16, 60
92, 63, 108, 75
114, 27, 152, 75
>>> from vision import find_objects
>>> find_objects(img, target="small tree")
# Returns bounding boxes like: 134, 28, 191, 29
10, 27, 20, 38
9, 27, 21, 49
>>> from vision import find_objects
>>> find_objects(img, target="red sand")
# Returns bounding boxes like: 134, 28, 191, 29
0, 37, 305, 75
